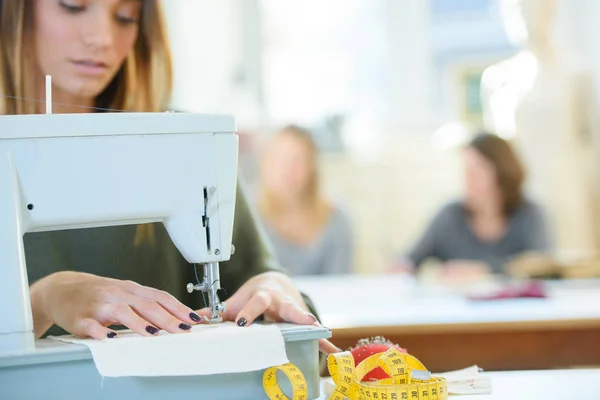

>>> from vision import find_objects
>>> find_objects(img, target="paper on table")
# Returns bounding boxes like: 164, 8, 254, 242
49, 322, 288, 377
437, 365, 493, 395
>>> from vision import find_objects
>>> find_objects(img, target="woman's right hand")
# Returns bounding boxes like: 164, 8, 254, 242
30, 271, 203, 339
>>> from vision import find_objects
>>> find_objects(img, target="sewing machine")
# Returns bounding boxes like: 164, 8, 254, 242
0, 112, 329, 399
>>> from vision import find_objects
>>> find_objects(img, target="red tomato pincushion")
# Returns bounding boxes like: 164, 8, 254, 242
347, 336, 407, 382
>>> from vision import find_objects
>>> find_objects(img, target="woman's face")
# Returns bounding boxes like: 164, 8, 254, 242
463, 147, 500, 208
262, 132, 313, 202
34, 0, 142, 101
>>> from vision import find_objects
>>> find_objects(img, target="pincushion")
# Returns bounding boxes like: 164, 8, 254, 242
347, 336, 407, 382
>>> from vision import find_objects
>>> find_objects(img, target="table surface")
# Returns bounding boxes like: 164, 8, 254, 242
293, 275, 600, 332
317, 368, 600, 399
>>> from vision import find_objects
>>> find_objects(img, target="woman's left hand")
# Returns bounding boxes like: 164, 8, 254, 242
195, 271, 340, 354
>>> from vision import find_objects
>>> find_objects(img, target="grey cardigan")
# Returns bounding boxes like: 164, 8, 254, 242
407, 200, 551, 274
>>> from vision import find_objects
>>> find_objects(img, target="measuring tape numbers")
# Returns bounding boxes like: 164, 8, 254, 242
263, 347, 448, 400
263, 362, 309, 400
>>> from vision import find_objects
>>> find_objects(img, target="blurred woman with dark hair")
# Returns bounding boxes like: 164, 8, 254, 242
396, 132, 550, 277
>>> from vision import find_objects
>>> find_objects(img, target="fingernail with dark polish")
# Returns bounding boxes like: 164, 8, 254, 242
237, 317, 247, 327
107, 332, 117, 339
190, 312, 202, 322
307, 313, 318, 322
179, 323, 192, 331
146, 326, 159, 335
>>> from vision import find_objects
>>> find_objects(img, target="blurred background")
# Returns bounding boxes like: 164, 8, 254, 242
161, 0, 600, 280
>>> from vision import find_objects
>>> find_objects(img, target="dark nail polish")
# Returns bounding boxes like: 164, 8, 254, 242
307, 313, 318, 322
179, 323, 192, 331
189, 312, 202, 322
237, 317, 247, 327
107, 332, 117, 339
146, 326, 159, 335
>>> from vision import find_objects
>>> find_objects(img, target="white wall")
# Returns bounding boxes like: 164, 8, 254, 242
384, 0, 437, 134
557, 0, 600, 252
161, 0, 238, 113
161, 0, 440, 138
554, 0, 600, 104
161, 0, 264, 128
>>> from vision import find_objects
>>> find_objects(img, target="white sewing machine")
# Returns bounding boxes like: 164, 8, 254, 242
0, 112, 328, 399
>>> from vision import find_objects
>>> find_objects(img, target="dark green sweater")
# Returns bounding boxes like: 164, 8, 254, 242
24, 183, 319, 337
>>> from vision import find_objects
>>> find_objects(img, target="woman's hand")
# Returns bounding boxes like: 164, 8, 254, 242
195, 271, 340, 354
386, 261, 414, 274
439, 260, 491, 282
30, 271, 203, 339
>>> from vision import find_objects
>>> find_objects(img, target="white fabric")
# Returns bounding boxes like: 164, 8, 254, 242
49, 322, 288, 377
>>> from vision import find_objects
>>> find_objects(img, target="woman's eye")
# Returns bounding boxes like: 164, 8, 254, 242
116, 15, 140, 25
115, 5, 141, 25
59, 1, 85, 13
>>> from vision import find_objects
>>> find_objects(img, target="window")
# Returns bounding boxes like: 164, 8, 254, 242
259, 0, 390, 139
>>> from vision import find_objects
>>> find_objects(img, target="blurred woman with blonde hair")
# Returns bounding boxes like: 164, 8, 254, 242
258, 125, 354, 276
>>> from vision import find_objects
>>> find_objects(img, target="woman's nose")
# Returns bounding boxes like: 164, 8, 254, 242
81, 13, 114, 50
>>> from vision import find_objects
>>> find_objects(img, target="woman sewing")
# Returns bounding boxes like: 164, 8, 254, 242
0, 0, 337, 354
394, 133, 551, 279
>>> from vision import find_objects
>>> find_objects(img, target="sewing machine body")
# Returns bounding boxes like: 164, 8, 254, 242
0, 112, 237, 352
0, 112, 328, 399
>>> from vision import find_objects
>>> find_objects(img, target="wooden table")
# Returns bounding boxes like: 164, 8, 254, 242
317, 368, 600, 399
294, 275, 600, 372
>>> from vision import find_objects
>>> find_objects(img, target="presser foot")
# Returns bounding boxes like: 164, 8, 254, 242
206, 315, 223, 324
206, 301, 226, 323
186, 281, 226, 323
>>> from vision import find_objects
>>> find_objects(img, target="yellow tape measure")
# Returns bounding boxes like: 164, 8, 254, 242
263, 347, 448, 400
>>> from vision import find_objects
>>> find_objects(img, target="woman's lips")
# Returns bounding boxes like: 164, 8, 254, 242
71, 59, 109, 76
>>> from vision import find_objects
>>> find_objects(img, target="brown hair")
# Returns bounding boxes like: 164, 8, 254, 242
0, 0, 173, 115
468, 132, 526, 215
0, 0, 173, 244
258, 125, 325, 221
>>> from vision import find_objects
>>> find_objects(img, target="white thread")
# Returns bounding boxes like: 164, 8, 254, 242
0, 93, 126, 113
